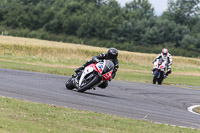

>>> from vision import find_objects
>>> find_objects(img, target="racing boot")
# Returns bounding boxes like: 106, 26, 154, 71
165, 69, 171, 78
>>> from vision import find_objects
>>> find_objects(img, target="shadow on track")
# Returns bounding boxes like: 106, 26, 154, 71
81, 91, 117, 98
65, 88, 125, 100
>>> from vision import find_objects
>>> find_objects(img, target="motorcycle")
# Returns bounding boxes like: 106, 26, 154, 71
65, 60, 114, 92
152, 58, 167, 85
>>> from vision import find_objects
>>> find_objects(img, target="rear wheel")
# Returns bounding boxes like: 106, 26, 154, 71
78, 75, 101, 92
65, 77, 75, 90
153, 71, 158, 84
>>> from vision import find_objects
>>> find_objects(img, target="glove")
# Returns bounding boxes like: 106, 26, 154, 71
93, 58, 99, 63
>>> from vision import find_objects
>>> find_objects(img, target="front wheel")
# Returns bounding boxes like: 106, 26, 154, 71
65, 77, 75, 90
78, 75, 101, 92
153, 71, 158, 84
158, 72, 164, 85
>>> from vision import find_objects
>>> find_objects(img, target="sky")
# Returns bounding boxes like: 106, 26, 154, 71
116, 0, 168, 16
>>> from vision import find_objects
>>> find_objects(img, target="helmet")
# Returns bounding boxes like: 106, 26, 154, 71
107, 48, 118, 60
162, 48, 168, 57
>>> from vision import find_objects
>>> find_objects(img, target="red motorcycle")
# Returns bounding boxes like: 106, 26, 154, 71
65, 60, 114, 92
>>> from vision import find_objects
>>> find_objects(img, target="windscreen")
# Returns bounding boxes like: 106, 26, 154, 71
102, 60, 114, 75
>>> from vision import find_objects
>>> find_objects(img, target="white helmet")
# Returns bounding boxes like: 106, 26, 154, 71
162, 48, 168, 57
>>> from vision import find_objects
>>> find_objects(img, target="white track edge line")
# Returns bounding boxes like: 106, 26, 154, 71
187, 105, 200, 116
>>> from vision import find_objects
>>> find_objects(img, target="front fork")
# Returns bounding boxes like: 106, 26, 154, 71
153, 70, 166, 79
72, 71, 82, 88
153, 70, 160, 78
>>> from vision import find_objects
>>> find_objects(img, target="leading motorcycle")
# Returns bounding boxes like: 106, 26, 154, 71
152, 58, 167, 85
65, 60, 114, 92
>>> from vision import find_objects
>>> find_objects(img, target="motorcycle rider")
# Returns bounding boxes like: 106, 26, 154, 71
152, 48, 172, 77
75, 48, 119, 88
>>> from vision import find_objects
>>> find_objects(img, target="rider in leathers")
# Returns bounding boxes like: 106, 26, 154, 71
153, 48, 172, 77
75, 48, 119, 88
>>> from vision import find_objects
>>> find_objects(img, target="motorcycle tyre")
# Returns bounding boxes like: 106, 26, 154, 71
158, 80, 163, 85
65, 77, 75, 90
158, 72, 165, 85
78, 75, 101, 92
153, 71, 158, 84
158, 77, 164, 85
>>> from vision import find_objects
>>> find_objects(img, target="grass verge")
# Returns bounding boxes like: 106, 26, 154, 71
0, 97, 200, 133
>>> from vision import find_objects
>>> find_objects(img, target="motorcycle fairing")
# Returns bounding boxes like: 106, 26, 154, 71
101, 60, 114, 80
78, 60, 114, 87
153, 59, 167, 71
79, 65, 95, 87
78, 62, 104, 87
102, 70, 113, 80
94, 60, 113, 76
95, 62, 105, 74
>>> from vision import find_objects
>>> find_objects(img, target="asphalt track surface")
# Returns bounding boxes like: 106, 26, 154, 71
0, 68, 200, 129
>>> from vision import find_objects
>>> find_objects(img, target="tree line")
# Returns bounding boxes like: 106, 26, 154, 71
0, 0, 200, 57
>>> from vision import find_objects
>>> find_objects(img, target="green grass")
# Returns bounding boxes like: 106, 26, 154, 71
164, 75, 200, 87
117, 71, 200, 87
0, 97, 200, 133
0, 59, 74, 76
194, 107, 200, 114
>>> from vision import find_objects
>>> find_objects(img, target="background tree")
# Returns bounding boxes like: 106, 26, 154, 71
0, 0, 199, 57
163, 0, 200, 26
124, 0, 154, 20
